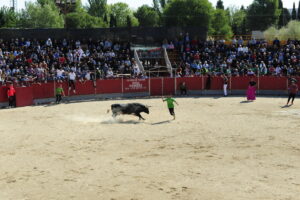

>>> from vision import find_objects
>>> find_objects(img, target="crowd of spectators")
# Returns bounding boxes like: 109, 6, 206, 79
164, 33, 300, 77
0, 37, 143, 86
1, 34, 300, 88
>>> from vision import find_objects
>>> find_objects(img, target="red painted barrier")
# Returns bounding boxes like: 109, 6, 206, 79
231, 76, 259, 90
259, 76, 287, 90
96, 79, 122, 94
123, 79, 149, 93
176, 77, 202, 90
16, 87, 33, 107
163, 78, 175, 95
210, 76, 223, 90
32, 82, 54, 99
150, 78, 163, 96
1, 77, 299, 107
74, 81, 95, 96
0, 86, 8, 103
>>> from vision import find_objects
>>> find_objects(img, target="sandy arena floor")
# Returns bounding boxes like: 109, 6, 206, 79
0, 97, 300, 200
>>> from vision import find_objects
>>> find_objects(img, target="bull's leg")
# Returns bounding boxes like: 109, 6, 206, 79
112, 112, 117, 118
136, 113, 145, 120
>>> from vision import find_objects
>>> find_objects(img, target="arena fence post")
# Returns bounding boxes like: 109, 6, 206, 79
257, 71, 260, 95
53, 78, 56, 100
231, 75, 232, 95
202, 75, 204, 95
162, 77, 164, 96
174, 70, 177, 95
148, 71, 151, 97
121, 77, 124, 94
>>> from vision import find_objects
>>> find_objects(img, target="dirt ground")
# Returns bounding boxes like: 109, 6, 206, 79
0, 97, 300, 200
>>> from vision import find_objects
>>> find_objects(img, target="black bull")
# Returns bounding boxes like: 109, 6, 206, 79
110, 103, 150, 120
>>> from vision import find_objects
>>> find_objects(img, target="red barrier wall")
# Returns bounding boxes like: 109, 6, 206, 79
259, 76, 287, 90
96, 79, 122, 94
0, 86, 8, 103
1, 77, 298, 107
176, 77, 203, 90
74, 81, 95, 96
16, 87, 33, 107
210, 76, 223, 90
231, 76, 259, 90
32, 82, 54, 99
123, 79, 149, 93
163, 78, 175, 95
150, 78, 163, 96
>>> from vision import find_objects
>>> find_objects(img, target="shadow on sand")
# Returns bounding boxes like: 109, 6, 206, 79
151, 120, 171, 125
281, 105, 292, 108
240, 100, 253, 103
100, 119, 141, 124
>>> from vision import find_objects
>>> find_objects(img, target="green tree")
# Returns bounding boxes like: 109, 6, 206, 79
216, 0, 224, 10
278, 8, 291, 27
292, 2, 296, 20
65, 10, 106, 28
163, 0, 213, 29
246, 0, 280, 31
126, 15, 132, 28
0, 7, 18, 28
110, 3, 139, 27
211, 9, 233, 38
87, 0, 107, 18
230, 6, 247, 35
134, 5, 159, 27
19, 1, 64, 28
298, 1, 300, 20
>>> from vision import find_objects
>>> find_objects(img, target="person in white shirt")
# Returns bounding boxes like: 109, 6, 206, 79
56, 68, 64, 82
106, 68, 114, 78
68, 70, 76, 93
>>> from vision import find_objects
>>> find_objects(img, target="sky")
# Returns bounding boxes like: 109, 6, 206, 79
0, 0, 296, 10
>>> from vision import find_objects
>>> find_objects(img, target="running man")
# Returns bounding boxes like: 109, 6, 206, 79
286, 80, 298, 106
55, 84, 65, 104
163, 96, 178, 120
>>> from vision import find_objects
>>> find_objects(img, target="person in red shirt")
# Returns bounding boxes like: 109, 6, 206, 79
287, 80, 298, 106
7, 83, 16, 108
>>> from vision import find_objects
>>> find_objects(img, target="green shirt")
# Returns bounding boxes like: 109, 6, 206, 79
56, 87, 63, 95
165, 98, 176, 108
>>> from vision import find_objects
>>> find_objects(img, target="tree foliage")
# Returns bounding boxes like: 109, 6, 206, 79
292, 2, 297, 20
246, 0, 280, 31
87, 0, 107, 18
19, 1, 64, 28
211, 9, 233, 38
0, 7, 18, 28
109, 3, 138, 27
134, 5, 159, 27
216, 0, 224, 10
230, 6, 247, 35
163, 0, 213, 29
264, 20, 300, 40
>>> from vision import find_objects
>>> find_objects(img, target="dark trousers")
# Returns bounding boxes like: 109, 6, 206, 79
180, 89, 187, 95
8, 96, 16, 107
287, 93, 296, 103
168, 108, 175, 116
69, 80, 76, 90
56, 94, 62, 103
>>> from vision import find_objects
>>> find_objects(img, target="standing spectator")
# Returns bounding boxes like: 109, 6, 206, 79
68, 70, 76, 93
7, 83, 16, 108
179, 82, 187, 95
247, 78, 257, 101
55, 84, 65, 104
286, 80, 298, 106
222, 74, 228, 97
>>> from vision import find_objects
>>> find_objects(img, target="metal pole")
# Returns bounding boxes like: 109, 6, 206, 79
174, 69, 176, 95
148, 71, 151, 96
162, 77, 164, 96
121, 77, 124, 94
